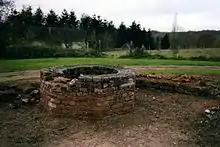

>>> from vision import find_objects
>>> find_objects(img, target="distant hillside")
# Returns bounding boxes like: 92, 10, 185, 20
152, 30, 220, 48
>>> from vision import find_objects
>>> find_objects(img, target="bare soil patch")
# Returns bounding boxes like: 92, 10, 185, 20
1, 86, 220, 147
1, 70, 220, 147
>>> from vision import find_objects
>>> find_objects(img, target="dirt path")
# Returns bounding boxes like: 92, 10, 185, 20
0, 65, 220, 82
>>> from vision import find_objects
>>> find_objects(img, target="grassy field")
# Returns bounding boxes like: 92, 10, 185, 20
0, 57, 220, 73
138, 69, 220, 75
105, 48, 220, 58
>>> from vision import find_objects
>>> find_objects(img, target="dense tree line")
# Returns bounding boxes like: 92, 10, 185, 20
2, 1, 219, 59
0, 5, 170, 56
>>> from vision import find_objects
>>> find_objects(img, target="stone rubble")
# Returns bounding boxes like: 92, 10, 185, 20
205, 107, 220, 120
137, 74, 220, 98
8, 89, 40, 109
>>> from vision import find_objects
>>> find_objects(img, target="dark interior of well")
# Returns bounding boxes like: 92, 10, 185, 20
62, 66, 118, 78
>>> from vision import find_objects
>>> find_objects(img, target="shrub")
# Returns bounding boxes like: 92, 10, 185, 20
3, 46, 106, 59
119, 52, 220, 62
119, 52, 168, 59
4, 46, 54, 59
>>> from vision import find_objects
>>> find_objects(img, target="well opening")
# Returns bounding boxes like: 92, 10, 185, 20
62, 66, 118, 78
40, 64, 136, 118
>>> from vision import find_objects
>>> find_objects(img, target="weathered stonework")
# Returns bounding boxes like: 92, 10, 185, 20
40, 64, 136, 118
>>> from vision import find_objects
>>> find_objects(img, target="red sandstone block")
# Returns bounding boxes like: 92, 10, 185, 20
49, 109, 62, 115
124, 97, 133, 101
94, 88, 103, 94
82, 92, 88, 96
61, 100, 70, 105
102, 83, 108, 88
69, 101, 76, 106
76, 92, 83, 97
50, 98, 61, 104
53, 77, 70, 83
122, 93, 128, 97
48, 101, 56, 108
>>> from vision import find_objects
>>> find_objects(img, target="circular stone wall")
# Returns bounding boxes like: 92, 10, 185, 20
40, 64, 136, 118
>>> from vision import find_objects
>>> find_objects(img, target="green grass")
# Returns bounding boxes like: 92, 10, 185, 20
105, 50, 128, 58
1, 57, 220, 73
151, 48, 220, 58
137, 69, 220, 75
105, 48, 220, 58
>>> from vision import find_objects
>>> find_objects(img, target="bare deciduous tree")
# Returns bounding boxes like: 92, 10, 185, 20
0, 0, 14, 21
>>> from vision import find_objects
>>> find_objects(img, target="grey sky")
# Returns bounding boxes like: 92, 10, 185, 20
15, 0, 220, 31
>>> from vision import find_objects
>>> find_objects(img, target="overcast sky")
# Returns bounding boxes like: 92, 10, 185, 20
15, 0, 220, 32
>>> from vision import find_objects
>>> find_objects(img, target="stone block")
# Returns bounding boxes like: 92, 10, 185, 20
54, 77, 70, 83
106, 96, 114, 101
69, 101, 76, 106
48, 101, 56, 108
50, 98, 61, 104
79, 88, 87, 92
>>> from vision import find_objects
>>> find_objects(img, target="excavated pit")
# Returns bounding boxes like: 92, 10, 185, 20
40, 64, 136, 118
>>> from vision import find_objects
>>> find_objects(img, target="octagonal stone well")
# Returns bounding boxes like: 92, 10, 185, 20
40, 64, 136, 118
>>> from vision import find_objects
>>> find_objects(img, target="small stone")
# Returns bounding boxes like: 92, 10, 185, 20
54, 77, 70, 83
97, 103, 102, 106
82, 92, 88, 96
21, 97, 29, 103
152, 97, 156, 100
48, 101, 56, 108
29, 97, 36, 104
76, 92, 83, 96
16, 94, 22, 100
206, 114, 213, 120
93, 76, 101, 82
79, 88, 87, 92
62, 101, 69, 105
94, 88, 103, 93
205, 109, 211, 114
122, 93, 127, 97
8, 103, 17, 109
69, 79, 78, 86
50, 98, 61, 104
103, 84, 108, 88
32, 90, 39, 94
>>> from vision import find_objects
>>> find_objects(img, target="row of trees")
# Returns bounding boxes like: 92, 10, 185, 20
1, 5, 171, 53
170, 31, 220, 49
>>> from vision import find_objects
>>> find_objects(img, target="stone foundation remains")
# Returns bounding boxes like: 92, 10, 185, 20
40, 64, 136, 118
